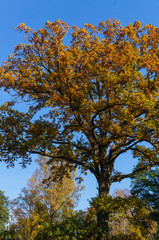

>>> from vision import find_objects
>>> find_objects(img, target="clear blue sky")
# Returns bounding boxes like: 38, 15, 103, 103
0, 0, 159, 210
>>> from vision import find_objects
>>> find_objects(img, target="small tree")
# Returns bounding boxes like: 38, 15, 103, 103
131, 166, 159, 238
10, 157, 82, 240
0, 190, 9, 232
0, 19, 159, 239
131, 167, 159, 213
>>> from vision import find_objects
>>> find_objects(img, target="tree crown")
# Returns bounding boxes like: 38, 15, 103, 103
0, 19, 158, 183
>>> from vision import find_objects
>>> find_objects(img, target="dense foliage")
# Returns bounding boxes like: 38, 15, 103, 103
7, 193, 158, 240
131, 166, 159, 238
131, 167, 159, 210
88, 194, 157, 239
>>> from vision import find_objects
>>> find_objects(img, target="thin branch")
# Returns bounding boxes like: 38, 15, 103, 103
69, 96, 99, 145
149, 168, 159, 191
91, 103, 125, 127
111, 146, 159, 183
131, 147, 158, 161
111, 139, 142, 160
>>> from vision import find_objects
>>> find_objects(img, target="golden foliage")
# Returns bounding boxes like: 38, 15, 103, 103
10, 157, 83, 239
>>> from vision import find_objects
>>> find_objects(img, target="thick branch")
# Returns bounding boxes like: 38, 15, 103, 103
110, 139, 142, 160
30, 150, 98, 178
91, 103, 125, 127
110, 162, 156, 183
69, 96, 99, 145
111, 146, 159, 183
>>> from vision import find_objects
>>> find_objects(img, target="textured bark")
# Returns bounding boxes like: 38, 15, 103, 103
96, 163, 113, 240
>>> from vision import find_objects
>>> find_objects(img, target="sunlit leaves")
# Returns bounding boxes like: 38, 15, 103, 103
10, 157, 83, 239
88, 194, 157, 239
0, 18, 158, 193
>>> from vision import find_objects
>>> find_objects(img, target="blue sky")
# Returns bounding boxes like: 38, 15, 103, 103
0, 0, 159, 210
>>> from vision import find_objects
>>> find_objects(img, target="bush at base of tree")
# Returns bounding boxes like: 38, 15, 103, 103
87, 195, 158, 240
0, 228, 20, 240
25, 195, 158, 240
34, 210, 98, 240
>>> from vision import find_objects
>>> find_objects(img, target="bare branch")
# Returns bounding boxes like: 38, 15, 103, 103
111, 163, 156, 183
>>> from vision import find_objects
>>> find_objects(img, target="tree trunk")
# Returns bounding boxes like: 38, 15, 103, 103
96, 163, 113, 240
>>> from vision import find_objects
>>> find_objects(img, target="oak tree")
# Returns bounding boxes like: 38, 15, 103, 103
0, 19, 159, 239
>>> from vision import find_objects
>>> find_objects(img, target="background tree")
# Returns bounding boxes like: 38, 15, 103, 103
0, 190, 9, 232
0, 19, 159, 239
10, 157, 83, 240
111, 189, 131, 236
131, 166, 159, 238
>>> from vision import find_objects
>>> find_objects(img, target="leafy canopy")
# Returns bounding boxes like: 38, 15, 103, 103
0, 19, 158, 184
